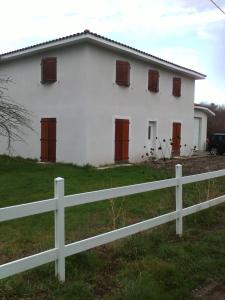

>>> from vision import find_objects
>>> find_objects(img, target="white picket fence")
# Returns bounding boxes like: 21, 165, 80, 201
1, 164, 225, 282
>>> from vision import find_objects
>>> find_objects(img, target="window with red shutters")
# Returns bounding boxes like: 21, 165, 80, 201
172, 77, 181, 97
116, 60, 130, 86
148, 70, 159, 93
41, 57, 57, 83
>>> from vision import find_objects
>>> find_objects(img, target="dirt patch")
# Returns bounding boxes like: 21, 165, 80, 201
148, 154, 225, 175
193, 279, 225, 300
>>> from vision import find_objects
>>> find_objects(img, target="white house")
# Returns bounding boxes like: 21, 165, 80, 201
0, 30, 207, 166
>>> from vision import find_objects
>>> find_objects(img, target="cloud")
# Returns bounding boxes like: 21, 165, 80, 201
1, 0, 225, 53
147, 47, 201, 71
196, 79, 225, 103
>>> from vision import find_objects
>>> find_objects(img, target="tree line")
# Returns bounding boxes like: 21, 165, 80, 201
200, 102, 225, 136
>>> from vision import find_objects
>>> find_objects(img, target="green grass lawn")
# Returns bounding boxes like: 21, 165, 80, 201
0, 155, 225, 299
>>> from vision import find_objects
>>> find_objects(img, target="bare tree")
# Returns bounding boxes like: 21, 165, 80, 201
0, 77, 33, 152
200, 102, 225, 136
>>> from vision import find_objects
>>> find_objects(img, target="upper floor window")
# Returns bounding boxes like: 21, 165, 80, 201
172, 77, 181, 97
41, 57, 57, 84
148, 70, 159, 93
116, 60, 130, 87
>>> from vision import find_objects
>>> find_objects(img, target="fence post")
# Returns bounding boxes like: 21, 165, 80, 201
54, 177, 65, 282
175, 164, 183, 236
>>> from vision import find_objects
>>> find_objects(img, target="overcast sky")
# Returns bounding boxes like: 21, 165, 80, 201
1, 0, 225, 104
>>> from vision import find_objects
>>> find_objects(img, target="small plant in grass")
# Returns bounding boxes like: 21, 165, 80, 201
109, 197, 126, 230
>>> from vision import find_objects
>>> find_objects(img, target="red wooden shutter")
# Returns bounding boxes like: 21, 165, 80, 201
40, 119, 49, 162
173, 77, 181, 97
41, 57, 57, 83
40, 118, 56, 162
116, 61, 130, 86
115, 120, 123, 161
172, 122, 181, 156
148, 70, 159, 92
47, 119, 56, 162
122, 120, 129, 160
115, 119, 129, 161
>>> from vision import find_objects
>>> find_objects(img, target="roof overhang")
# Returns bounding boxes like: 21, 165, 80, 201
0, 31, 206, 80
194, 105, 215, 117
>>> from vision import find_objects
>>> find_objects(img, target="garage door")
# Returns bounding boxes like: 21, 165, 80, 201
194, 117, 200, 150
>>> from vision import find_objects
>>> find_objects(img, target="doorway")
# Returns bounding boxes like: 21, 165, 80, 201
194, 117, 201, 150
40, 118, 56, 162
172, 122, 181, 156
114, 119, 129, 162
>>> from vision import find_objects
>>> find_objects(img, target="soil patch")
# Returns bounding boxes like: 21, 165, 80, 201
148, 154, 225, 176
193, 279, 225, 300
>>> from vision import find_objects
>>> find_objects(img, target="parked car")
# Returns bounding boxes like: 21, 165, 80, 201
207, 133, 225, 155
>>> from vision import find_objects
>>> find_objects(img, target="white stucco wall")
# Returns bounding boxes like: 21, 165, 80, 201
84, 43, 195, 165
0, 44, 90, 165
0, 42, 196, 166
194, 109, 208, 151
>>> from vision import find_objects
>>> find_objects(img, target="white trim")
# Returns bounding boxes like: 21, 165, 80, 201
194, 105, 215, 117
194, 117, 202, 150
146, 119, 158, 151
146, 118, 158, 133
0, 33, 206, 80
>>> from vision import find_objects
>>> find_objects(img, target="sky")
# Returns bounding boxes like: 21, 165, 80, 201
0, 0, 225, 104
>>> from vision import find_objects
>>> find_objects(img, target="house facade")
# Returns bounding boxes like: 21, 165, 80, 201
0, 30, 206, 166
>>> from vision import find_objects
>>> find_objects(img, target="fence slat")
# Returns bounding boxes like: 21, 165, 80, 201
64, 178, 177, 207
182, 194, 225, 217
64, 211, 178, 257
0, 198, 56, 222
176, 165, 183, 236
0, 248, 57, 280
54, 178, 65, 282
181, 169, 225, 185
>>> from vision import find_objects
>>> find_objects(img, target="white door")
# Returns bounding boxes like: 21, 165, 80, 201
147, 121, 157, 155
194, 117, 201, 150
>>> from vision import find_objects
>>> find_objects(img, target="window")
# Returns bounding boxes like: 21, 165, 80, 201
172, 77, 181, 97
148, 122, 152, 140
41, 57, 57, 83
116, 60, 130, 86
148, 70, 159, 93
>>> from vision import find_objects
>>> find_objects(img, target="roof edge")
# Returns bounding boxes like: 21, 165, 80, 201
194, 105, 215, 117
0, 30, 206, 80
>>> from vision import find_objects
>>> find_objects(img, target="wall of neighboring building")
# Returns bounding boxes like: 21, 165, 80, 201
194, 109, 208, 151
0, 44, 89, 165
84, 43, 196, 165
